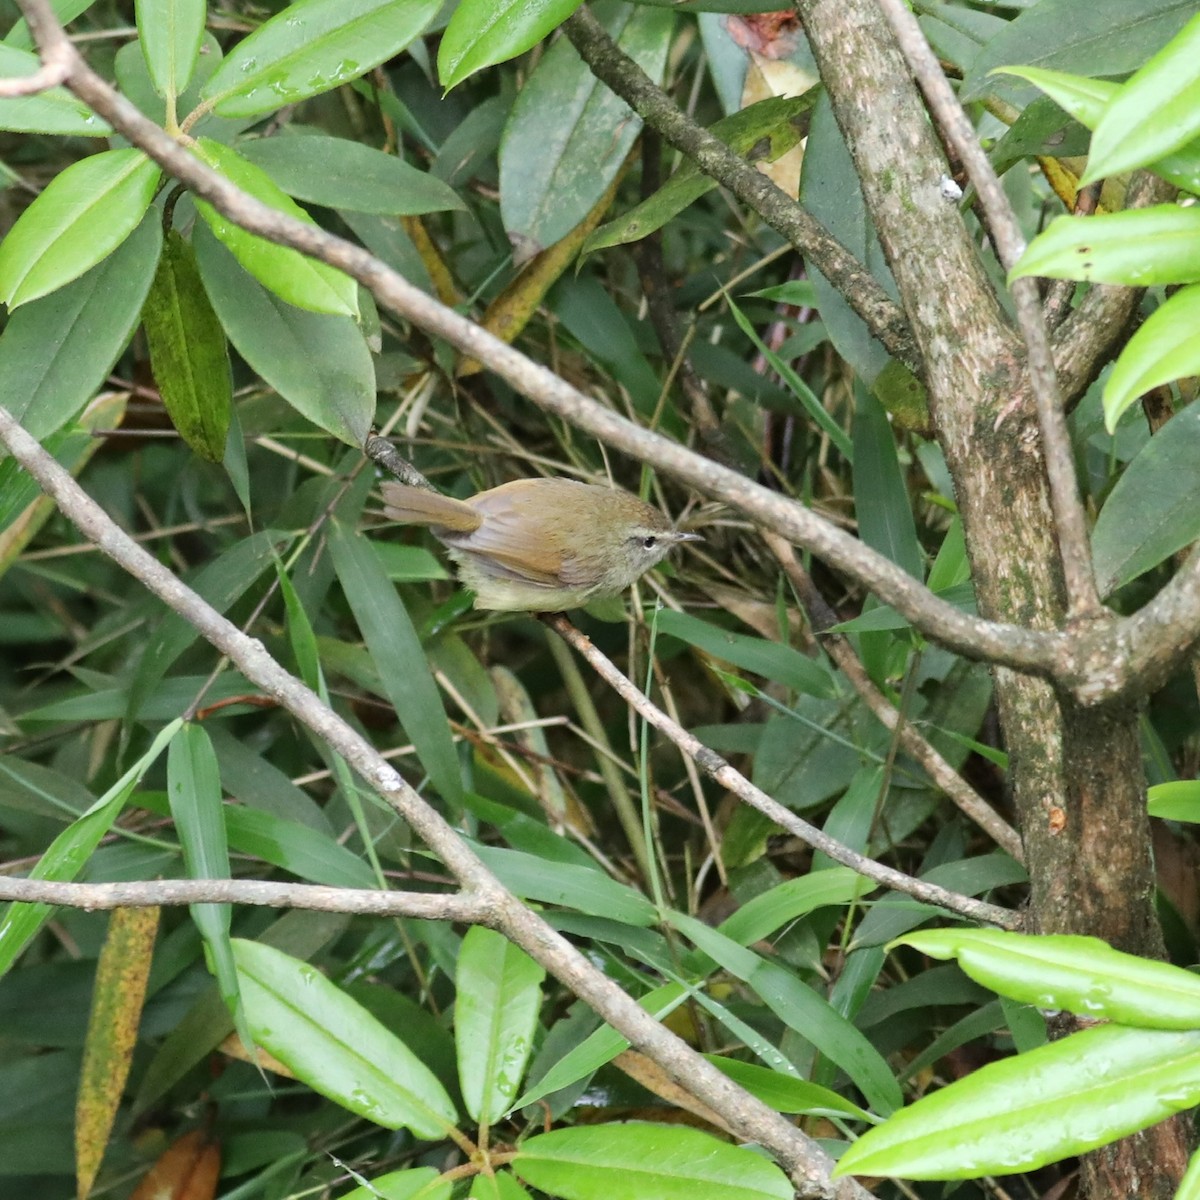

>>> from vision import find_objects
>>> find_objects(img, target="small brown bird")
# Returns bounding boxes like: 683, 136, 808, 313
381, 478, 700, 612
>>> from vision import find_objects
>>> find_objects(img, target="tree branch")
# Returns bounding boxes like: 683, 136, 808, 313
9, 1, 1068, 682
544, 614, 1020, 929
0, 876, 488, 919
0, 401, 862, 1200
561, 7, 920, 372
875, 0, 1100, 621
0, 34, 69, 95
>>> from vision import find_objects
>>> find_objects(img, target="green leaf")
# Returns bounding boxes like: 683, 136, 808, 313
339, 1168, 451, 1200
834, 1024, 1200, 1180
469, 1173, 530, 1200
707, 1055, 876, 1122
656, 610, 835, 699
223, 805, 376, 889
231, 939, 459, 1136
439, 0, 585, 91
327, 518, 463, 808
672, 912, 903, 1115
136, 0, 206, 101
716, 867, 868, 947
191, 137, 358, 317
853, 386, 924, 580
583, 91, 818, 256
0, 211, 161, 440
0, 148, 161, 308
4, 0, 98, 49
994, 66, 1200, 194
1009, 205, 1200, 286
455, 928, 545, 1123
192, 222, 375, 446
1148, 780, 1200, 822
239, 133, 464, 217
1103, 284, 1200, 428
201, 0, 441, 117
499, 2, 673, 256
1092, 402, 1200, 595
141, 230, 231, 462
962, 0, 1198, 101
0, 45, 110, 135
514, 1123, 792, 1200
167, 724, 249, 1048
0, 720, 182, 978
1083, 13, 1200, 183
897, 928, 1200, 1028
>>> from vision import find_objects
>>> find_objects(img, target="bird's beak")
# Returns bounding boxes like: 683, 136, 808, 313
674, 531, 704, 543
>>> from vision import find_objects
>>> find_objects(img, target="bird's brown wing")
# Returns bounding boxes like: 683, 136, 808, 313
447, 486, 577, 586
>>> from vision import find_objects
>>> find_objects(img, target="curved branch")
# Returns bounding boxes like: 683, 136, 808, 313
0, 402, 861, 1200
561, 8, 920, 372
544, 614, 1021, 929
11, 8, 1067, 681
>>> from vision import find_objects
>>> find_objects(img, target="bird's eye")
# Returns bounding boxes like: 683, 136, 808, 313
641, 535, 658, 550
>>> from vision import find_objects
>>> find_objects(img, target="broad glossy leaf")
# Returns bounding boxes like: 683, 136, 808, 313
231, 939, 458, 1136
240, 133, 464, 216
455, 928, 544, 1122
192, 137, 358, 317
899, 928, 1200, 1027
1083, 13, 1200, 183
0, 212, 161, 440
1103, 284, 1200, 427
1010, 205, 1200, 286
514, 1123, 792, 1200
1092, 401, 1200, 595
439, 0, 585, 91
0, 148, 161, 307
327, 518, 463, 806
963, 0, 1197, 100
0, 45, 110, 134
136, 0, 206, 99
193, 223, 375, 446
995, 66, 1200, 195
339, 1168, 451, 1200
201, 0, 441, 117
499, 2, 673, 256
656, 610, 835, 698
834, 1024, 1200, 1179
707, 1055, 876, 1121
141, 230, 231, 461
1148, 780, 1200, 822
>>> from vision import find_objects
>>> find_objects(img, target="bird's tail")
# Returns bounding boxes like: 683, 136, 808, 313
380, 483, 481, 533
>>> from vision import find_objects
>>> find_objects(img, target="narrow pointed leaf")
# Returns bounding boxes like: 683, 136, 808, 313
456, 928, 544, 1122
141, 230, 231, 461
899, 928, 1200, 1028
76, 906, 160, 1200
1148, 780, 1200, 822
834, 1024, 1200, 1180
514, 1124, 792, 1200
192, 137, 358, 317
201, 0, 441, 117
0, 148, 160, 307
231, 939, 458, 1137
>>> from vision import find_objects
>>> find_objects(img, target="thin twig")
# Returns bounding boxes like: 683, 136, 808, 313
763, 532, 1023, 860
0, 877, 487, 918
562, 7, 920, 372
544, 614, 1020, 930
8, 1, 1069, 686
0, 36, 69, 94
0, 401, 859, 1199
876, 0, 1101, 622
